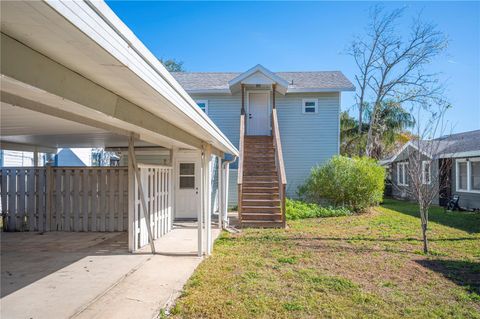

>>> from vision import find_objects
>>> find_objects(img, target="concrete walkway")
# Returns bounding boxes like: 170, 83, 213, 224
1, 224, 220, 319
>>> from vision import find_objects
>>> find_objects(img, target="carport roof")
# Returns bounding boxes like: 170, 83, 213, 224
0, 1, 238, 156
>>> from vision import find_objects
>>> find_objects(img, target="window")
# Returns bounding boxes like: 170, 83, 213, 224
422, 161, 431, 184
302, 99, 318, 114
457, 161, 468, 191
179, 163, 195, 189
471, 160, 480, 191
456, 158, 480, 193
195, 100, 208, 114
397, 162, 408, 186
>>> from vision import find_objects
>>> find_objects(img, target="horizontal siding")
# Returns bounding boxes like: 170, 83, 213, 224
451, 157, 480, 209
276, 93, 340, 196
228, 169, 238, 207
1, 150, 34, 167
390, 159, 440, 205
191, 92, 340, 198
192, 94, 241, 169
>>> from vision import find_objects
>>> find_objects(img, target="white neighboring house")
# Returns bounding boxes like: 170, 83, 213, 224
1, 148, 92, 167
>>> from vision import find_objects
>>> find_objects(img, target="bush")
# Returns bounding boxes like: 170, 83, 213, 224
286, 199, 351, 220
298, 156, 385, 213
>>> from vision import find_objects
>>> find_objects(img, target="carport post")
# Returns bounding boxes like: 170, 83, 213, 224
217, 156, 223, 230
205, 145, 213, 256
198, 148, 204, 257
128, 135, 156, 254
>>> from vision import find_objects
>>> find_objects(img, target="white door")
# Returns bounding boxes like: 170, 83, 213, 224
175, 158, 200, 219
247, 92, 270, 135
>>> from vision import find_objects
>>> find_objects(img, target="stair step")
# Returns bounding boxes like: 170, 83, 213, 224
242, 186, 279, 191
244, 164, 276, 168
243, 176, 278, 181
240, 213, 282, 220
242, 206, 281, 213
244, 172, 277, 177
242, 199, 281, 206
243, 193, 279, 200
243, 181, 278, 187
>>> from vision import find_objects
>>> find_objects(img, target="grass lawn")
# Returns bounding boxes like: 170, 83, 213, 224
171, 199, 480, 319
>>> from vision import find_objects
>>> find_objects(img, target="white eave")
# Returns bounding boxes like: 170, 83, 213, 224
1, 0, 238, 156
228, 64, 290, 95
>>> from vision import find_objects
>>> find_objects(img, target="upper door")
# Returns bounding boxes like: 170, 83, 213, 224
247, 92, 270, 136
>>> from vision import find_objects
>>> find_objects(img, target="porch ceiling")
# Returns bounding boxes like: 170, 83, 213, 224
0, 0, 237, 156
1, 102, 153, 149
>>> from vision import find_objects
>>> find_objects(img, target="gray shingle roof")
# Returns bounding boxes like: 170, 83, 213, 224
383, 130, 480, 163
171, 71, 355, 91
426, 129, 480, 156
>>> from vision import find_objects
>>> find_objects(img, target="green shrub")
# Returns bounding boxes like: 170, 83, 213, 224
286, 199, 351, 220
298, 156, 385, 213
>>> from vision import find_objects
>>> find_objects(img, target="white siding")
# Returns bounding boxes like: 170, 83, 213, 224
1, 151, 35, 167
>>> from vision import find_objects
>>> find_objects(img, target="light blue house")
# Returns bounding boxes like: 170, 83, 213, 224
173, 65, 354, 226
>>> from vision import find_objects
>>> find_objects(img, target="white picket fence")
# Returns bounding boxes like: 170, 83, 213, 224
0, 167, 129, 232
133, 164, 173, 249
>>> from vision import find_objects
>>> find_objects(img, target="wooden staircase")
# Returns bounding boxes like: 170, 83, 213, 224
240, 136, 283, 227
237, 109, 287, 228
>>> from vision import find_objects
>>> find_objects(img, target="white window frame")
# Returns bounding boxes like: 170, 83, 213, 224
195, 100, 209, 114
456, 158, 480, 193
397, 161, 408, 186
422, 161, 431, 185
302, 98, 318, 114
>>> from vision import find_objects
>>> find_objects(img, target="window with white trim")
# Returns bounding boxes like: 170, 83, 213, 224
397, 162, 408, 186
302, 99, 318, 114
422, 161, 431, 184
471, 160, 480, 191
195, 100, 208, 114
456, 158, 480, 193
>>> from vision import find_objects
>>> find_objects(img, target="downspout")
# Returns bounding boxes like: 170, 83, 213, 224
221, 155, 238, 229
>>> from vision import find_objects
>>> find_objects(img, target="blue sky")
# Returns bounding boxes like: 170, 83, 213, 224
107, 1, 480, 134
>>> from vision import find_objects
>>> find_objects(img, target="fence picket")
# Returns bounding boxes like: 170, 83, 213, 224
109, 170, 115, 232
8, 169, 17, 231
73, 170, 80, 231
64, 170, 71, 231
82, 170, 89, 231
55, 170, 62, 231
27, 169, 35, 231
0, 166, 134, 233
38, 169, 45, 232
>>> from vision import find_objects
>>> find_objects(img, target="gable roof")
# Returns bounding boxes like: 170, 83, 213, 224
172, 68, 355, 94
228, 64, 290, 94
382, 129, 480, 164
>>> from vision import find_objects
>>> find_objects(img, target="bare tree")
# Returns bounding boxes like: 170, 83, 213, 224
349, 6, 403, 152
349, 5, 448, 159
403, 102, 452, 253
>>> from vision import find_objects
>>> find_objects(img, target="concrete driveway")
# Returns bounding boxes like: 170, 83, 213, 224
1, 224, 220, 319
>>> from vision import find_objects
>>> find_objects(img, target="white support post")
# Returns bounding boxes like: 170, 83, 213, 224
198, 148, 204, 257
128, 135, 156, 254
223, 164, 230, 227
205, 145, 213, 255
170, 148, 176, 231
217, 156, 223, 230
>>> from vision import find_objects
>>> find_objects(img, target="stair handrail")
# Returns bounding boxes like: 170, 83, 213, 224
271, 108, 287, 226
237, 114, 245, 217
